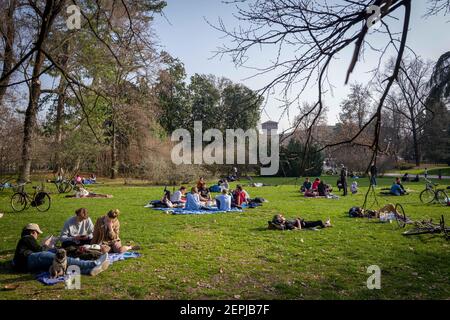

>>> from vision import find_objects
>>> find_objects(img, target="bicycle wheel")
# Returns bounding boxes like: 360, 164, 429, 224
394, 203, 407, 228
35, 193, 51, 212
62, 181, 72, 193
11, 193, 27, 212
420, 189, 435, 204
436, 190, 449, 206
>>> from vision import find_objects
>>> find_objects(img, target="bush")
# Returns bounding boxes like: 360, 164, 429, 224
394, 162, 416, 171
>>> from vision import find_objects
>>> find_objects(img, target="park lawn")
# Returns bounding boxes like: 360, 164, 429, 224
0, 176, 449, 300
388, 166, 450, 176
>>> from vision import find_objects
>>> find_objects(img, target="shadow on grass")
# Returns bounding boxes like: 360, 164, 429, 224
0, 259, 35, 287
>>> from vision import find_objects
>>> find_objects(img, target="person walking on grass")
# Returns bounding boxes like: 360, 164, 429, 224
424, 167, 428, 179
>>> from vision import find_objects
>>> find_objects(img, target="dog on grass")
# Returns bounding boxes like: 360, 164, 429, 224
49, 249, 68, 278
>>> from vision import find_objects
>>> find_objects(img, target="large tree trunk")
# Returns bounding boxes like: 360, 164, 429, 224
0, 0, 17, 105
19, 0, 62, 182
53, 43, 70, 173
110, 121, 118, 179
410, 111, 420, 167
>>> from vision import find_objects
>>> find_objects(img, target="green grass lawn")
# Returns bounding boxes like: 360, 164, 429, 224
388, 166, 450, 176
0, 176, 449, 300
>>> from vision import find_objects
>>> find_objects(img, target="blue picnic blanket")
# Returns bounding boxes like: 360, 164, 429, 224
151, 207, 243, 215
35, 252, 141, 286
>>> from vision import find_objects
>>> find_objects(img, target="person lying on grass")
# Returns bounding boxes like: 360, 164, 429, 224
60, 208, 94, 248
12, 223, 109, 276
91, 209, 140, 254
65, 186, 113, 198
268, 214, 332, 231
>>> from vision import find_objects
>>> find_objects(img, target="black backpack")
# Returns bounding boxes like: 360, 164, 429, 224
31, 192, 46, 207
349, 207, 362, 218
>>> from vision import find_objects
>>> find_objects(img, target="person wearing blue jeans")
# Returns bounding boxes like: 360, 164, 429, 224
27, 251, 107, 275
13, 223, 109, 276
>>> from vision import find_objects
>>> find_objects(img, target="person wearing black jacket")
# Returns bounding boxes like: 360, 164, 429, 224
340, 165, 348, 196
13, 223, 109, 276
370, 162, 378, 186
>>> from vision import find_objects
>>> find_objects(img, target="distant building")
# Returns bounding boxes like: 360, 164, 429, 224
261, 121, 278, 133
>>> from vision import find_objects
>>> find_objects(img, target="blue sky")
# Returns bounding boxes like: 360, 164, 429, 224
153, 0, 450, 131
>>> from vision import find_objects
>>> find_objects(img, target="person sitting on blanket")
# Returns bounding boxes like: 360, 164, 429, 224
351, 181, 358, 194
268, 214, 332, 230
301, 177, 312, 193
401, 173, 410, 182
60, 208, 94, 248
197, 177, 212, 201
219, 179, 230, 191
390, 178, 406, 196
12, 223, 109, 276
185, 187, 212, 210
170, 186, 187, 204
161, 190, 174, 208
312, 178, 320, 191
233, 185, 250, 207
215, 189, 232, 211
92, 209, 138, 254
317, 180, 329, 197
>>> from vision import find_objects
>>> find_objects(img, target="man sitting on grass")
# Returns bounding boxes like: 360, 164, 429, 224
390, 178, 406, 196
301, 177, 312, 193
170, 186, 187, 205
268, 214, 331, 230
215, 189, 232, 211
60, 208, 94, 248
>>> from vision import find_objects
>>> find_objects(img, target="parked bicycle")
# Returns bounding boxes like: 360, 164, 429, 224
53, 178, 73, 194
419, 178, 449, 205
403, 215, 449, 239
10, 183, 52, 212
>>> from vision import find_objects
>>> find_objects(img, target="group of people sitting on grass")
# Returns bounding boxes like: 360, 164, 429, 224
13, 208, 139, 277
401, 173, 420, 183
300, 177, 349, 197
152, 177, 259, 211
